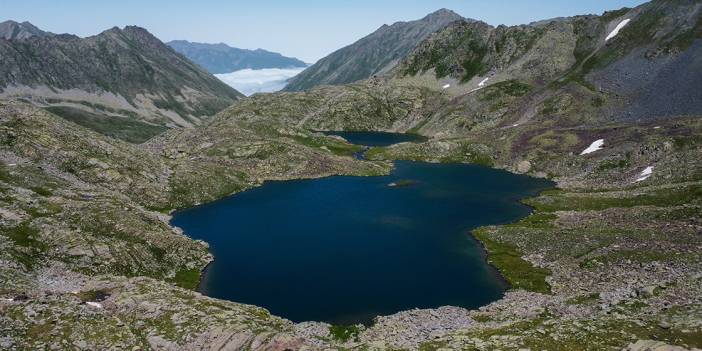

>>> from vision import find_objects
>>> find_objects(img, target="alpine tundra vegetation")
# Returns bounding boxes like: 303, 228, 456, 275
1, 0, 702, 350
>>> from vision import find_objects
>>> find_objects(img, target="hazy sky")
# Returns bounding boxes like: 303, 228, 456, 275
2, 0, 647, 63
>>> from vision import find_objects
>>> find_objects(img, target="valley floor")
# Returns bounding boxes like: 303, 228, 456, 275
1, 98, 700, 350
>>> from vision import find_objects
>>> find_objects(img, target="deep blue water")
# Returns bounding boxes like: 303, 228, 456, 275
322, 131, 427, 147
171, 134, 553, 324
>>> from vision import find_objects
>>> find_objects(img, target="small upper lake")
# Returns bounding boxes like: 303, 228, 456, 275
171, 133, 553, 324
322, 131, 427, 147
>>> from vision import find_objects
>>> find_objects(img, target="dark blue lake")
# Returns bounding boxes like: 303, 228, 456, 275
322, 131, 427, 146
171, 134, 552, 324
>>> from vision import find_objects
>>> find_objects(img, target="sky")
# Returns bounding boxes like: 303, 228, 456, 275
1, 0, 648, 63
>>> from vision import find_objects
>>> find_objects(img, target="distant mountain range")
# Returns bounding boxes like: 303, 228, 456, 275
0, 21, 242, 140
167, 40, 307, 74
283, 8, 464, 91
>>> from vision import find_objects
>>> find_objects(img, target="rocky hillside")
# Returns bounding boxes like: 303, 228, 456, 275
244, 0, 702, 138
0, 99, 389, 349
1, 0, 701, 349
0, 24, 243, 141
0, 20, 53, 40
167, 40, 307, 74
283, 9, 464, 91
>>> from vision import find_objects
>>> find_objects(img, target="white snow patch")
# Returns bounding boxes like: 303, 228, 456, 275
635, 166, 654, 182
580, 139, 605, 155
605, 19, 631, 41
85, 301, 103, 309
1, 298, 13, 302
478, 77, 489, 87
513, 124, 520, 127
653, 126, 661, 129
7, 163, 16, 167
442, 84, 451, 89
215, 67, 307, 96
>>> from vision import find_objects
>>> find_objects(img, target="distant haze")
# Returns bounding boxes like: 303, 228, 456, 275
1, 0, 647, 62
215, 67, 307, 96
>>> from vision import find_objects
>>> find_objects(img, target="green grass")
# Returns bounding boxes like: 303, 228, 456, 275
506, 212, 557, 229
1, 221, 47, 269
473, 228, 551, 294
363, 147, 386, 160
45, 106, 167, 143
597, 159, 630, 171
29, 186, 53, 197
329, 324, 362, 342
526, 184, 702, 212
169, 268, 201, 290
479, 80, 533, 100
292, 135, 363, 157
3, 222, 42, 248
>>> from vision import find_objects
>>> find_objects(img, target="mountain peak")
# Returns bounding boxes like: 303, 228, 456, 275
423, 8, 463, 22
0, 20, 53, 40
284, 8, 464, 91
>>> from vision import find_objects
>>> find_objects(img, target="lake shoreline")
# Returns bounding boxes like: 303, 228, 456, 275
172, 132, 553, 324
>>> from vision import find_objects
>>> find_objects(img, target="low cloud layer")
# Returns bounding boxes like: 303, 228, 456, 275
215, 67, 307, 96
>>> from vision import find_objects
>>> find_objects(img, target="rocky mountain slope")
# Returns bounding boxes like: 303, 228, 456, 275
0, 24, 243, 141
283, 9, 464, 92
167, 40, 307, 74
0, 20, 53, 40
0, 99, 388, 350
1, 0, 702, 349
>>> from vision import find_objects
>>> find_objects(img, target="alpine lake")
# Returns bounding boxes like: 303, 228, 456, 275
171, 131, 553, 324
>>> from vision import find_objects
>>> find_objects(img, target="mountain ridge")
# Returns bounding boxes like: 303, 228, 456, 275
0, 23, 243, 139
167, 40, 307, 74
283, 8, 465, 91
0, 20, 54, 39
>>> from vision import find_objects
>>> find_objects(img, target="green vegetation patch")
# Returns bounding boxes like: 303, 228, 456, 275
473, 228, 551, 294
527, 184, 702, 212
1, 221, 47, 269
3, 222, 43, 248
169, 268, 201, 290
29, 186, 53, 197
479, 80, 532, 101
292, 135, 363, 157
329, 324, 362, 342
506, 212, 557, 229
45, 106, 168, 143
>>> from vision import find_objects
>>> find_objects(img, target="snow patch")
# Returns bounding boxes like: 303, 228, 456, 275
635, 166, 654, 182
653, 126, 661, 129
513, 123, 520, 127
85, 301, 103, 309
1, 298, 13, 302
605, 19, 631, 41
442, 84, 451, 89
7, 163, 16, 167
580, 139, 605, 155
478, 77, 489, 87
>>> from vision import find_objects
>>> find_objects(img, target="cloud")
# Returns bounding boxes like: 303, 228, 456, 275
215, 67, 307, 96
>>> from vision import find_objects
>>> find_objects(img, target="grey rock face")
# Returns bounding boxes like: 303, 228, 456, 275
0, 23, 243, 129
283, 9, 464, 91
0, 20, 53, 40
